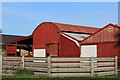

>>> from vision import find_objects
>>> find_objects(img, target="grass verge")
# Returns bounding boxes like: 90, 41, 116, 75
2, 69, 120, 80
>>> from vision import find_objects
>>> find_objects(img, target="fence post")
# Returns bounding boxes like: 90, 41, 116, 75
22, 56, 25, 68
115, 56, 118, 74
47, 56, 51, 77
0, 54, 2, 78
91, 57, 94, 77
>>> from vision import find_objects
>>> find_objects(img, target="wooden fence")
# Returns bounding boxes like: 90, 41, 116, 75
2, 56, 119, 77
118, 57, 120, 73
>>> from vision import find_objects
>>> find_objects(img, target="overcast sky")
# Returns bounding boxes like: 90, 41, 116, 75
2, 2, 118, 36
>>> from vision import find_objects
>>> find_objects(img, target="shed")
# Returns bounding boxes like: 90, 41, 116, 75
5, 22, 99, 57
0, 34, 25, 56
81, 24, 120, 58
1, 34, 25, 44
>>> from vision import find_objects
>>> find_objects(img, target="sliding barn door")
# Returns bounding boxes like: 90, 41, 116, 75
46, 43, 59, 57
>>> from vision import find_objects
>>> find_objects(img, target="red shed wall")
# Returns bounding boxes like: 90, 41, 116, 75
60, 35, 80, 57
33, 23, 61, 57
6, 46, 17, 56
81, 25, 119, 44
97, 42, 120, 57
33, 22, 61, 49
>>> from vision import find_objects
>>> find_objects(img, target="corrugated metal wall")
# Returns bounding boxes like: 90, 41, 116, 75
82, 25, 119, 44
97, 42, 120, 57
33, 22, 61, 49
81, 24, 120, 58
6, 46, 17, 56
60, 35, 80, 57
33, 22, 80, 57
46, 43, 59, 57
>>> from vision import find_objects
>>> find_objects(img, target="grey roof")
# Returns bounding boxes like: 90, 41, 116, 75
0, 29, 2, 33
0, 34, 25, 44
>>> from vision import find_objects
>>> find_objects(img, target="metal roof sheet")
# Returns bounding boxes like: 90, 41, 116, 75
0, 34, 25, 43
5, 35, 32, 44
63, 32, 90, 41
52, 22, 100, 34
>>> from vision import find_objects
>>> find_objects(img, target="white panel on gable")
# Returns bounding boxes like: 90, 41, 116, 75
63, 32, 90, 40
81, 45, 97, 57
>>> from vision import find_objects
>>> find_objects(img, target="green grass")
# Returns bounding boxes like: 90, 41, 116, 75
2, 69, 120, 80
16, 69, 34, 75
3, 74, 48, 78
92, 74, 119, 78
2, 69, 49, 78
2, 74, 120, 80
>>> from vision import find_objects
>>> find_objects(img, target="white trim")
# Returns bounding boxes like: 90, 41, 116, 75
60, 33, 79, 47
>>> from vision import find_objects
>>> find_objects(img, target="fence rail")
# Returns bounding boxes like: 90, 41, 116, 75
2, 56, 119, 77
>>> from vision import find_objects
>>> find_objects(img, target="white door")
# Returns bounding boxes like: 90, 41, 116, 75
81, 45, 97, 57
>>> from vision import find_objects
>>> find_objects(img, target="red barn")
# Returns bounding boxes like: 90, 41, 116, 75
5, 22, 99, 57
81, 24, 120, 58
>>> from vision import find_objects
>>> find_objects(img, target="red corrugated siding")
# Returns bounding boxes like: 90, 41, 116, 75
97, 42, 120, 57
60, 35, 80, 57
6, 46, 17, 56
33, 22, 61, 49
33, 22, 80, 57
81, 25, 120, 44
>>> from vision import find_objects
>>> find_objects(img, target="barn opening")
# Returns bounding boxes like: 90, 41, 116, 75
6, 35, 33, 56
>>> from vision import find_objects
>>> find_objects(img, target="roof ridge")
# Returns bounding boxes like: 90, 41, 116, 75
33, 22, 100, 34
51, 22, 100, 29
109, 24, 120, 29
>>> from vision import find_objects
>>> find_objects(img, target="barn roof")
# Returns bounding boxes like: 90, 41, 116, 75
1, 34, 25, 44
33, 22, 100, 35
0, 29, 2, 33
52, 22, 100, 34
5, 35, 32, 44
5, 22, 101, 45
